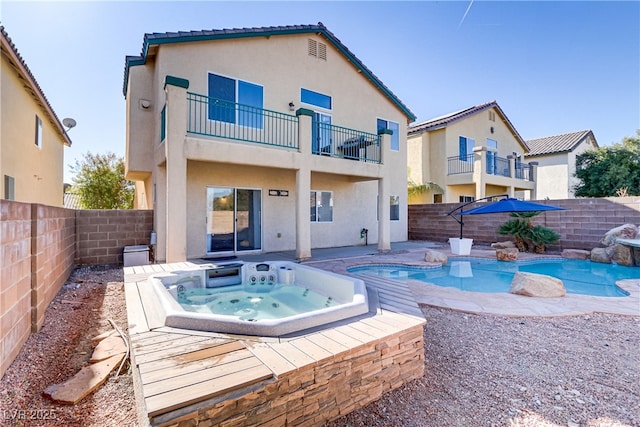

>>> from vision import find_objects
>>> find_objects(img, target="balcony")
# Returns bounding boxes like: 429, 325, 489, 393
186, 92, 381, 163
447, 153, 532, 181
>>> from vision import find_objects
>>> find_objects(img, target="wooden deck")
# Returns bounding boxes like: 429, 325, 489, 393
124, 262, 426, 426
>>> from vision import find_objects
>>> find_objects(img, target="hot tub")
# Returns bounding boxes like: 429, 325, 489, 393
148, 261, 369, 336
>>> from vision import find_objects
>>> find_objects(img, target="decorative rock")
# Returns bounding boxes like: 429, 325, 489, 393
510, 272, 566, 297
424, 249, 447, 265
492, 241, 516, 249
496, 248, 518, 261
561, 249, 590, 260
600, 224, 638, 246
634, 247, 640, 266
590, 248, 611, 264
607, 244, 635, 267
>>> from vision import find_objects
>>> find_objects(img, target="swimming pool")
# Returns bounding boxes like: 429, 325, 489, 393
348, 258, 639, 297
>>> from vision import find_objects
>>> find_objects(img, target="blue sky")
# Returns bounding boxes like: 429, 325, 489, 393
2, 1, 638, 183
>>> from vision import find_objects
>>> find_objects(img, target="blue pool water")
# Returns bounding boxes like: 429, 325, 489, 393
348, 258, 639, 297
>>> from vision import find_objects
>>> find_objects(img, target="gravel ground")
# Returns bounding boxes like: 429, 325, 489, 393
0, 266, 136, 427
329, 306, 640, 427
1, 267, 638, 427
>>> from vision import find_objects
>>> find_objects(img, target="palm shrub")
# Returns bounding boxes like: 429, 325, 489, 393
497, 212, 560, 253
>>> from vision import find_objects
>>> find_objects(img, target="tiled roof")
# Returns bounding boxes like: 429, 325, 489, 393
525, 130, 597, 157
63, 193, 83, 209
0, 25, 72, 146
408, 101, 528, 150
123, 23, 416, 121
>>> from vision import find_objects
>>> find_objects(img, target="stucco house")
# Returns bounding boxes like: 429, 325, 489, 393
524, 130, 598, 200
407, 101, 536, 204
123, 23, 416, 263
1, 26, 72, 207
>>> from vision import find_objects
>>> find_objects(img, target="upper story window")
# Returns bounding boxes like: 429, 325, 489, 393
377, 119, 399, 151
459, 136, 475, 162
208, 73, 264, 129
35, 115, 42, 149
301, 88, 331, 110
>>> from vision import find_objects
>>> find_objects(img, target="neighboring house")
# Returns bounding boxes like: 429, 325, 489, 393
0, 26, 72, 207
407, 101, 536, 204
524, 130, 598, 200
63, 191, 82, 209
123, 23, 416, 262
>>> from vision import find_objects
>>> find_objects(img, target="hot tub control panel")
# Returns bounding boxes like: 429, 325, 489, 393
206, 263, 242, 288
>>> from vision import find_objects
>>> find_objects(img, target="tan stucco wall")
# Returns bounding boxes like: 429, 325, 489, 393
1, 59, 65, 206
126, 32, 409, 259
529, 136, 597, 200
408, 107, 529, 204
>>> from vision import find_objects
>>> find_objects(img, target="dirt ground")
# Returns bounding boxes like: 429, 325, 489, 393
0, 266, 137, 427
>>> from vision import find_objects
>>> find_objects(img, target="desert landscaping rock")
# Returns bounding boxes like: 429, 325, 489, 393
607, 244, 636, 267
492, 241, 516, 249
600, 223, 638, 246
509, 272, 566, 297
424, 249, 447, 265
496, 247, 519, 261
561, 249, 590, 260
590, 247, 612, 264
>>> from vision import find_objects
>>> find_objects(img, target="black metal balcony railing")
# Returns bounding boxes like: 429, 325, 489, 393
187, 93, 299, 149
515, 162, 532, 181
486, 155, 510, 177
313, 122, 380, 163
448, 154, 532, 181
447, 154, 474, 175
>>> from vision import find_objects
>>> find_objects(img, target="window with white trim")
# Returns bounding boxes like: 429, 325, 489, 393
459, 136, 475, 161
459, 195, 475, 203
310, 191, 333, 222
35, 115, 42, 149
390, 195, 400, 221
208, 73, 264, 129
4, 175, 15, 200
377, 118, 399, 151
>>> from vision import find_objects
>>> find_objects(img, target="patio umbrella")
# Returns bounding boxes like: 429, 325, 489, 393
458, 198, 566, 215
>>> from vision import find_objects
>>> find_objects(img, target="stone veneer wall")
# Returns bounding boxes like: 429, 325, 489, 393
153, 325, 425, 426
0, 201, 153, 378
409, 197, 640, 251
76, 209, 153, 265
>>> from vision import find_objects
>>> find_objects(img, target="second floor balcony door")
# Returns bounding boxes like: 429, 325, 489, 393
312, 113, 332, 155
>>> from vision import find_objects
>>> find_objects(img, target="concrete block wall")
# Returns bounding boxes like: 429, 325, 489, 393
0, 201, 153, 379
0, 201, 33, 378
76, 210, 153, 265
31, 204, 77, 332
409, 197, 640, 251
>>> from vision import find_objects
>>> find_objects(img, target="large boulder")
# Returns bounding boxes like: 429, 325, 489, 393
561, 249, 590, 260
600, 224, 638, 246
607, 244, 636, 267
510, 272, 566, 298
496, 247, 518, 261
424, 249, 447, 265
492, 241, 516, 249
590, 248, 611, 264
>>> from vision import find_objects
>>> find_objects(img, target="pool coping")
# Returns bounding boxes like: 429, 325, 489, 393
302, 248, 640, 317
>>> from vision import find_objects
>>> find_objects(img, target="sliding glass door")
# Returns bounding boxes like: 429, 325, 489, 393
206, 187, 261, 253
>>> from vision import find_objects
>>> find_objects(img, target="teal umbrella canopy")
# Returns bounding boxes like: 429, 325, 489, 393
458, 198, 566, 215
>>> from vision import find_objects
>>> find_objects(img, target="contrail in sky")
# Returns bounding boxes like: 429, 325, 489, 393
458, 0, 475, 30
